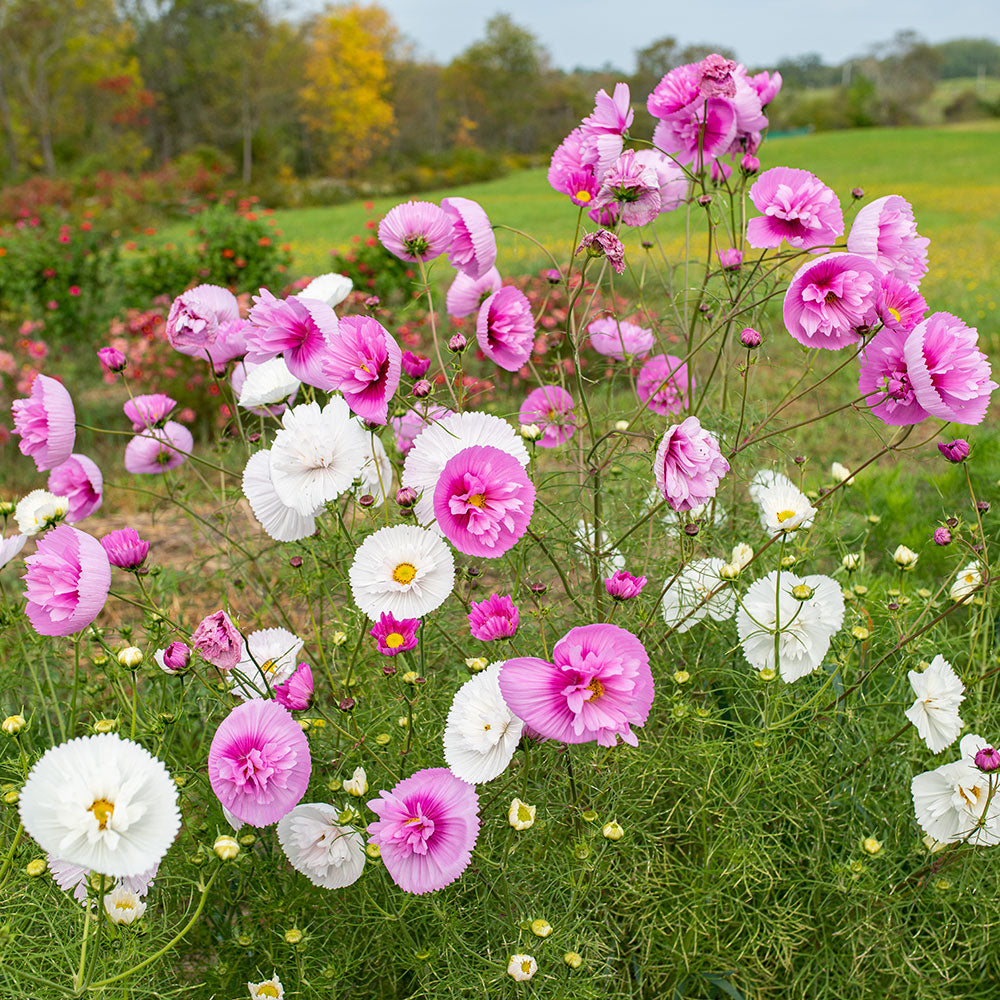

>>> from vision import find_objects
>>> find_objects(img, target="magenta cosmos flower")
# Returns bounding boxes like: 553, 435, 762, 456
499, 624, 653, 747
274, 662, 314, 711
876, 273, 926, 333
605, 570, 647, 601
11, 374, 76, 472
749, 69, 782, 106
208, 699, 311, 827
433, 445, 535, 558
246, 289, 338, 388
783, 253, 882, 350
588, 317, 654, 360
22, 524, 111, 637
48, 454, 102, 522
746, 167, 843, 251
857, 328, 931, 426
123, 393, 177, 431
468, 593, 519, 641
582, 82, 633, 136
441, 197, 497, 280
124, 421, 193, 475
101, 527, 149, 570
654, 416, 730, 512
548, 127, 602, 208
192, 609, 242, 671
366, 767, 480, 895
446, 266, 502, 319
476, 286, 535, 372
651, 97, 736, 167
847, 194, 929, 287
322, 316, 401, 425
637, 354, 692, 415
97, 346, 126, 373
519, 385, 576, 448
165, 284, 240, 358
378, 201, 453, 263
370, 612, 421, 656
401, 350, 430, 379
592, 151, 662, 227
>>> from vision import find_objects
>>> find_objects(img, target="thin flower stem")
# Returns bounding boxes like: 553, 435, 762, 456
416, 257, 459, 409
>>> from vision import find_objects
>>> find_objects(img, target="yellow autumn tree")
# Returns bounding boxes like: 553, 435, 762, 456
299, 3, 396, 175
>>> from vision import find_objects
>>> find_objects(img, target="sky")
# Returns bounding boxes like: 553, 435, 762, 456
283, 0, 1000, 70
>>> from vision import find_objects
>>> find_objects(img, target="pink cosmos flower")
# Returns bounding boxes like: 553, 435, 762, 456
746, 167, 844, 250
847, 194, 929, 287
748, 69, 782, 106
697, 54, 738, 97
575, 230, 626, 274
468, 593, 519, 641
636, 354, 692, 415
97, 347, 126, 373
782, 253, 882, 350
647, 62, 701, 117
192, 610, 243, 671
378, 201, 453, 263
582, 82, 634, 136
390, 403, 454, 456
903, 312, 997, 425
245, 289, 338, 388
100, 527, 149, 570
165, 284, 240, 358
518, 385, 576, 448
876, 273, 926, 333
592, 151, 662, 227
651, 98, 737, 168
207, 318, 250, 368
654, 416, 730, 512
446, 266, 503, 319
476, 286, 535, 372
208, 699, 311, 827
274, 662, 314, 711
499, 624, 653, 747
938, 439, 970, 464
370, 612, 421, 656
588, 317, 654, 360
159, 641, 190, 674
857, 328, 931, 426
605, 570, 647, 601
322, 316, 402, 425
11, 373, 76, 472
366, 767, 480, 895
48, 454, 102, 522
719, 248, 743, 270
124, 421, 193, 475
441, 197, 497, 280
433, 445, 535, 558
22, 525, 111, 637
123, 393, 177, 431
401, 351, 431, 379
548, 128, 602, 207
633, 149, 687, 212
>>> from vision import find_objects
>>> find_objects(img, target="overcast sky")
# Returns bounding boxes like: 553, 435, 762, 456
281, 0, 1000, 70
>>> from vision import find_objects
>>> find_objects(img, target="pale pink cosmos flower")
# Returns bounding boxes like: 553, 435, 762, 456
857, 328, 931, 426
747, 167, 844, 250
378, 201, 453, 263
22, 524, 111, 637
441, 197, 497, 280
322, 316, 402, 425
207, 318, 250, 367
246, 289, 338, 388
11, 373, 75, 472
165, 284, 240, 358
782, 253, 882, 350
446, 266, 503, 318
876, 273, 926, 333
366, 767, 480, 895
100, 527, 149, 570
48, 454, 103, 522
192, 610, 242, 672
588, 317, 654, 360
124, 421, 193, 474
847, 194, 929, 287
468, 593, 519, 641
647, 63, 701, 119
274, 663, 314, 712
591, 151, 662, 227
548, 128, 602, 207
575, 230, 626, 274
476, 286, 535, 372
579, 82, 632, 176
636, 354, 692, 414
632, 149, 687, 214
390, 403, 454, 456
654, 417, 730, 512
651, 99, 736, 168
123, 393, 177, 431
518, 385, 576, 448
499, 624, 654, 747
748, 69, 783, 106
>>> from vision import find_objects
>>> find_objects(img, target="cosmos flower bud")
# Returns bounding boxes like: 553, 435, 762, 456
851, 187, 865, 200
938, 439, 970, 464
97, 347, 127, 373
741, 154, 760, 173
448, 333, 467, 353
564, 952, 583, 969
602, 820, 624, 840
395, 486, 418, 508
520, 423, 542, 442
213, 835, 240, 860
843, 553, 861, 570
975, 746, 1000, 772
508, 797, 536, 830
740, 327, 762, 349
791, 584, 813, 601
893, 545, 919, 570
161, 641, 191, 674
412, 379, 432, 398
934, 527, 952, 546
697, 194, 712, 207
2, 714, 26, 736
358, 493, 376, 508
531, 919, 553, 938
117, 646, 144, 668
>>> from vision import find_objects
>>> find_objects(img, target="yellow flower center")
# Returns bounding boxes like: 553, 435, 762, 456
887, 305, 901, 322
959, 785, 983, 810
468, 493, 486, 509
115, 899, 135, 911
517, 803, 533, 822
256, 987, 280, 999
520, 960, 533, 974
392, 562, 417, 584
483, 723, 492, 731
575, 190, 592, 204
585, 679, 604, 701
261, 658, 276, 675
88, 798, 115, 830
776, 509, 797, 524
385, 632, 405, 649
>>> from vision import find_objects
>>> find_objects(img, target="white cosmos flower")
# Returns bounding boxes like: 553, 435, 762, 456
354, 420, 393, 506
15, 489, 69, 535
573, 519, 625, 576
19, 733, 180, 877
402, 411, 529, 526
508, 798, 536, 830
951, 561, 982, 605
349, 524, 455, 618
912, 734, 1000, 846
749, 470, 816, 536
343, 766, 368, 797
269, 398, 368, 516
237, 357, 300, 410
443, 662, 524, 783
229, 628, 305, 701
905, 654, 965, 754
298, 272, 353, 308
103, 885, 146, 924
248, 975, 285, 1000
661, 558, 736, 633
737, 570, 844, 682
507, 955, 538, 982
276, 802, 366, 889
0, 532, 26, 568
242, 449, 319, 543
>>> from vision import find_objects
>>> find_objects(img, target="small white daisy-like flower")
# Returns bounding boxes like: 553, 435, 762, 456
573, 518, 625, 576
276, 802, 366, 889
951, 561, 982, 605
15, 489, 69, 535
912, 734, 1000, 846
508, 797, 536, 830
443, 662, 524, 783
237, 357, 300, 410
19, 733, 180, 877
229, 628, 305, 701
298, 272, 353, 308
661, 558, 736, 633
349, 524, 455, 618
905, 654, 965, 754
103, 885, 146, 924
749, 470, 816, 536
0, 532, 26, 569
830, 461, 853, 484
507, 954, 538, 982
736, 570, 844, 682
247, 974, 285, 999
269, 398, 368, 516
402, 410, 529, 526
343, 767, 368, 797
242, 449, 319, 543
